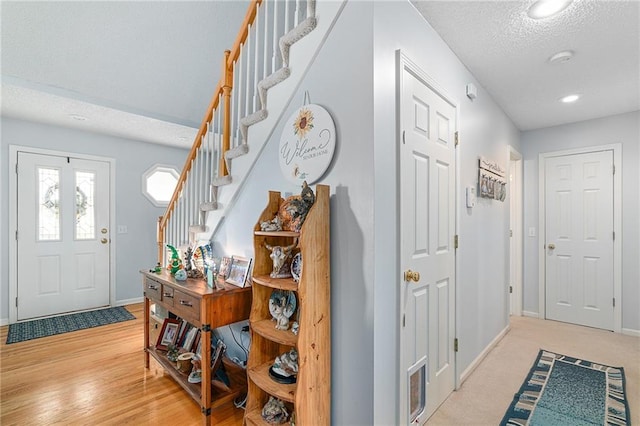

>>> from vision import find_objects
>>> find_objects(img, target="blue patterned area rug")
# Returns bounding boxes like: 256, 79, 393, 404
501, 349, 630, 426
6, 306, 136, 344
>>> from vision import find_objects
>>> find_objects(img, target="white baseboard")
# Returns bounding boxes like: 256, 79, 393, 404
460, 324, 511, 384
622, 328, 640, 337
114, 297, 144, 307
0, 318, 8, 327
522, 311, 540, 318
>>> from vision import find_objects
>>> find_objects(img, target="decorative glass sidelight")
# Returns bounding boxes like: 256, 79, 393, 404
75, 171, 94, 240
38, 168, 61, 241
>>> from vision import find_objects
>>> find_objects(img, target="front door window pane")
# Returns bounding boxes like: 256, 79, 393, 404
38, 168, 61, 241
75, 171, 95, 240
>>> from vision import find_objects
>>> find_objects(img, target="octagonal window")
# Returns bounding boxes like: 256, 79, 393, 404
142, 164, 179, 207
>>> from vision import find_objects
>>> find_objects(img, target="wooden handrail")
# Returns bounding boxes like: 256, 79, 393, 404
228, 0, 263, 69
157, 0, 264, 261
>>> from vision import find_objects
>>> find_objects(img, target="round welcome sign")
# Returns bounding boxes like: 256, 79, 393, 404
279, 103, 336, 184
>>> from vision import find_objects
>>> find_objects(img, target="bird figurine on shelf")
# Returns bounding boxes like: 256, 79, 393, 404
278, 181, 315, 232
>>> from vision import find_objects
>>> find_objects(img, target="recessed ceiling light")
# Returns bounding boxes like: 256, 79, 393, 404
69, 114, 87, 121
560, 94, 580, 103
548, 50, 574, 64
527, 0, 573, 19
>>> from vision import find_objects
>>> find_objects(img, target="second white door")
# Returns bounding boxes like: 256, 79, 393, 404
544, 150, 614, 330
399, 66, 456, 424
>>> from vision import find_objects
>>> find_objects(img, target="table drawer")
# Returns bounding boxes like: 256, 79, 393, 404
173, 289, 201, 322
144, 277, 162, 302
161, 285, 175, 307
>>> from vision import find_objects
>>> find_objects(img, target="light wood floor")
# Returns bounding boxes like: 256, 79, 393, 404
0, 303, 241, 425
2, 307, 638, 425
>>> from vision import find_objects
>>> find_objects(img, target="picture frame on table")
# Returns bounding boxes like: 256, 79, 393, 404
218, 256, 233, 278
156, 318, 180, 350
226, 256, 252, 287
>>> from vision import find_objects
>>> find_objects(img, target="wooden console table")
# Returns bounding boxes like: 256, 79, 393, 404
141, 270, 252, 425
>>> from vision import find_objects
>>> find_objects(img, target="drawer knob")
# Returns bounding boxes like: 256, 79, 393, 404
163, 293, 173, 298
148, 284, 158, 290
180, 300, 193, 307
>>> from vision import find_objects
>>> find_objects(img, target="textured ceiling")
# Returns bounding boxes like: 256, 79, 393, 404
1, 1, 250, 147
411, 0, 640, 130
1, 1, 638, 148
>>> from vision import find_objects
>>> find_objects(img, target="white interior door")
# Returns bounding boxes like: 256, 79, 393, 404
544, 150, 614, 330
509, 151, 523, 316
17, 152, 111, 320
399, 68, 456, 424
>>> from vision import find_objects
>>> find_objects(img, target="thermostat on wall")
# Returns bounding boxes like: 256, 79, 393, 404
466, 186, 476, 208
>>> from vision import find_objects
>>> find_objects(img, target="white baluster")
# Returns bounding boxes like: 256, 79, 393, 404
236, 45, 244, 145
263, 0, 270, 79
272, 0, 279, 71
185, 174, 191, 241
232, 59, 239, 149
307, 0, 315, 18
215, 95, 222, 178
245, 23, 252, 119
204, 121, 210, 201
254, 3, 262, 111
285, 0, 291, 36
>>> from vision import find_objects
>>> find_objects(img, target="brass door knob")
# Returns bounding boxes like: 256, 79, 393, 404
548, 243, 556, 250
404, 269, 421, 283
101, 238, 108, 244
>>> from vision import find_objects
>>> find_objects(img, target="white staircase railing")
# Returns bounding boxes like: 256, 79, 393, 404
158, 0, 319, 262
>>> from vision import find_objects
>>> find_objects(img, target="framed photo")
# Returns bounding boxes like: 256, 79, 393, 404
226, 256, 252, 287
218, 256, 232, 278
156, 318, 180, 350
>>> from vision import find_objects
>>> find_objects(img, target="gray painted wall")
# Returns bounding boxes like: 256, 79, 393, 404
0, 116, 189, 322
212, 2, 375, 424
521, 110, 640, 332
211, 1, 519, 424
373, 2, 521, 423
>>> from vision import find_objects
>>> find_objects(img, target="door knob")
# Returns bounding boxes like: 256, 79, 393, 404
548, 243, 556, 250
101, 228, 108, 234
404, 269, 421, 283
101, 238, 108, 244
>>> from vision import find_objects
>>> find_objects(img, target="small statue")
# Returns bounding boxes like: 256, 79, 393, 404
272, 297, 290, 330
184, 246, 203, 279
174, 269, 187, 281
260, 215, 283, 232
261, 396, 289, 424
166, 344, 179, 362
269, 348, 298, 384
264, 239, 298, 279
278, 181, 315, 231
166, 244, 183, 275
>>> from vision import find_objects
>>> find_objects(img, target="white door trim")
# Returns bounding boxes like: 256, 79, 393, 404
509, 146, 523, 317
8, 145, 116, 324
396, 49, 459, 410
538, 143, 622, 332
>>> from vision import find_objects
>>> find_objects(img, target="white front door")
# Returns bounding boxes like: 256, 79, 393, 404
399, 67, 456, 424
17, 152, 111, 320
544, 150, 614, 330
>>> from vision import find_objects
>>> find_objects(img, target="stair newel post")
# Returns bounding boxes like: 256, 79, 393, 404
157, 216, 164, 264
221, 49, 233, 177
